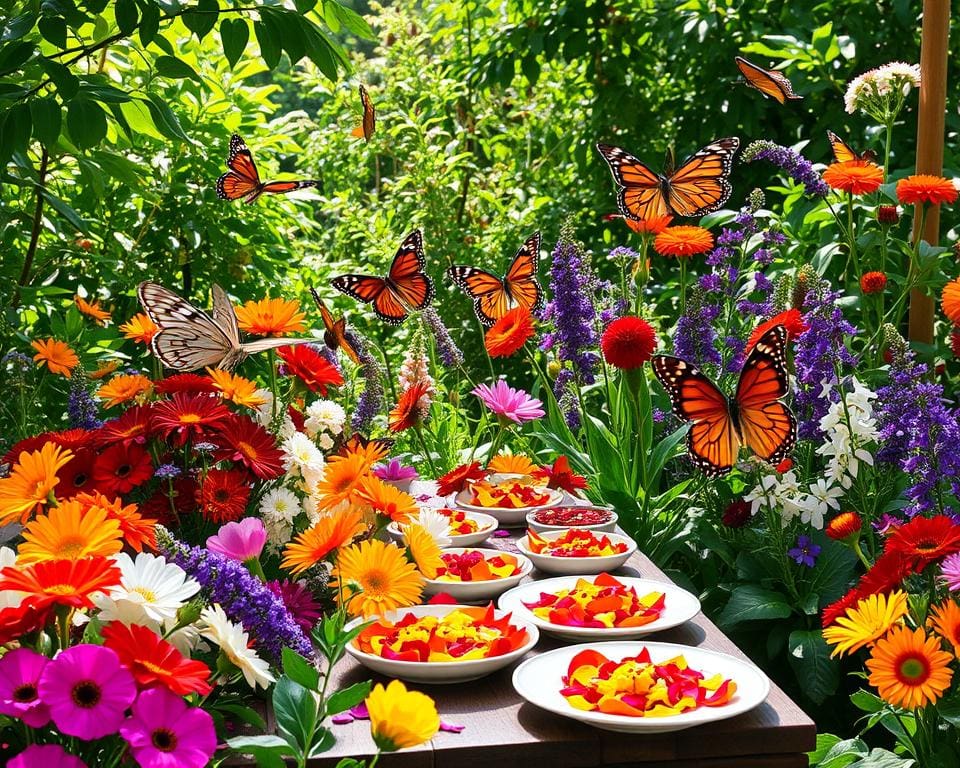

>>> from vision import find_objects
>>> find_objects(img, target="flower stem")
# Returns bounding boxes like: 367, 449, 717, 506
267, 349, 279, 422
413, 425, 439, 477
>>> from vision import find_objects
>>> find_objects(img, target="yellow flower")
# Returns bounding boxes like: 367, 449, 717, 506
0, 443, 74, 525
332, 539, 423, 618
17, 498, 123, 563
866, 625, 953, 709
97, 374, 154, 408
488, 453, 538, 476
119, 312, 159, 345
31, 338, 79, 378
206, 368, 267, 408
403, 523, 444, 579
823, 591, 908, 658
234, 297, 306, 337
281, 508, 366, 575
75, 295, 111, 325
366, 680, 439, 752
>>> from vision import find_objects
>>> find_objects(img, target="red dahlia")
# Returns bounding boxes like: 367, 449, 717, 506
600, 316, 657, 370
277, 345, 344, 395
860, 271, 888, 295
215, 415, 284, 479
92, 443, 154, 495
57, 449, 99, 498
152, 393, 229, 446
141, 476, 199, 523
153, 373, 216, 395
197, 468, 251, 523
722, 500, 752, 529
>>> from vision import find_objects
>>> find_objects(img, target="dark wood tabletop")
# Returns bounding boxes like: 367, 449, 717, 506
287, 532, 817, 768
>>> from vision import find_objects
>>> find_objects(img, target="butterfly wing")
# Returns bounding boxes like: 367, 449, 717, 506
826, 130, 876, 163
384, 230, 433, 318
309, 287, 362, 365
240, 337, 316, 354
216, 134, 264, 203
735, 57, 802, 104
351, 85, 376, 141
665, 137, 740, 217
503, 231, 544, 314
652, 355, 740, 476
596, 143, 670, 222
210, 284, 241, 347
447, 266, 507, 327
734, 325, 797, 466
337, 432, 396, 456
259, 180, 320, 196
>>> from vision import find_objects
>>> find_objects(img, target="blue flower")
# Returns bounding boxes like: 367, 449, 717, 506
788, 535, 821, 567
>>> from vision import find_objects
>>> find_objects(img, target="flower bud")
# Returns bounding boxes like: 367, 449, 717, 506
877, 205, 899, 225
860, 271, 888, 295
546, 360, 561, 380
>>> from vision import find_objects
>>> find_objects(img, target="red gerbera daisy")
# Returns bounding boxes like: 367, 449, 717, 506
152, 393, 229, 446
1, 433, 55, 465
215, 415, 283, 479
822, 585, 863, 628
746, 309, 808, 351
97, 405, 153, 447
50, 428, 100, 451
141, 477, 199, 524
436, 461, 486, 497
197, 468, 251, 523
57, 449, 99, 499
277, 345, 344, 395
102, 622, 212, 695
388, 382, 431, 433
886, 515, 960, 569
0, 557, 120, 611
92, 443, 154, 496
0, 597, 52, 644
533, 456, 588, 495
153, 373, 216, 395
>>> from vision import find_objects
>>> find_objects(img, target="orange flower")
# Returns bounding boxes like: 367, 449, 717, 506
74, 295, 111, 325
942, 277, 960, 324
860, 272, 888, 295
313, 451, 374, 511
31, 338, 79, 378
74, 492, 156, 551
485, 307, 535, 358
826, 512, 862, 541
89, 359, 120, 380
97, 374, 154, 408
0, 557, 120, 610
488, 453, 538, 475
0, 443, 74, 525
866, 625, 953, 709
822, 160, 884, 195
206, 368, 267, 408
235, 297, 306, 336
119, 313, 159, 345
388, 382, 431, 432
896, 174, 958, 206
355, 475, 418, 522
928, 599, 960, 649
281, 507, 366, 574
17, 498, 123, 563
653, 226, 714, 258
624, 214, 673, 235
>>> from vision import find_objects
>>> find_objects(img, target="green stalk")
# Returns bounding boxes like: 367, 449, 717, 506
267, 349, 278, 422
413, 424, 440, 477
847, 191, 863, 284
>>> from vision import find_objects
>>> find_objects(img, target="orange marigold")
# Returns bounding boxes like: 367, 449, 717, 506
0, 443, 74, 525
97, 374, 154, 408
89, 359, 120, 380
119, 312, 159, 345
31, 338, 79, 378
942, 277, 960, 324
206, 368, 267, 408
74, 295, 111, 325
822, 160, 884, 196
485, 307, 535, 358
860, 271, 888, 295
896, 174, 958, 206
235, 297, 306, 336
653, 226, 714, 258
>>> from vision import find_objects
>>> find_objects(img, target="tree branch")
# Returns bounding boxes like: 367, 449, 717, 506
14, 147, 51, 307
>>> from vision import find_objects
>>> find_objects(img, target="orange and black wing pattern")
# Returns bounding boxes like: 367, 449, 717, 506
664, 138, 740, 217
309, 288, 361, 366
735, 57, 802, 104
216, 134, 319, 204
351, 85, 376, 141
827, 130, 876, 163
336, 432, 395, 456
596, 143, 668, 222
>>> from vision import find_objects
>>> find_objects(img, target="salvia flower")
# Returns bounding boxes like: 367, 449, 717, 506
68, 376, 103, 430
743, 140, 829, 197
348, 328, 385, 433
421, 308, 464, 367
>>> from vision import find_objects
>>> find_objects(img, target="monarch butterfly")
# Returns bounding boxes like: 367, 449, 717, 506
309, 288, 361, 366
216, 134, 320, 204
735, 57, 802, 104
652, 325, 797, 476
335, 432, 395, 456
331, 230, 434, 325
827, 130, 877, 163
138, 282, 316, 372
447, 232, 543, 327
351, 85, 376, 142
596, 138, 740, 221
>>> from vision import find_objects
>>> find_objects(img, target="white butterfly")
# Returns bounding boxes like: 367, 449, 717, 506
137, 282, 317, 371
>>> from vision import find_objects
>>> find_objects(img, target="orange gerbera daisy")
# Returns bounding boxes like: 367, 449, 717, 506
31, 338, 79, 378
355, 475, 418, 523
388, 382, 431, 433
89, 359, 120, 380
74, 295, 111, 325
97, 374, 154, 408
488, 453, 538, 475
17, 498, 123, 563
281, 507, 366, 574
331, 539, 423, 618
0, 443, 74, 525
624, 214, 673, 235
822, 160, 884, 196
896, 174, 959, 206
825, 511, 863, 541
313, 452, 372, 512
119, 312, 159, 345
866, 625, 953, 709
485, 307, 535, 358
942, 277, 960, 325
653, 226, 714, 258
235, 297, 306, 337
74, 492, 156, 551
0, 556, 121, 610
206, 368, 267, 408
928, 599, 960, 649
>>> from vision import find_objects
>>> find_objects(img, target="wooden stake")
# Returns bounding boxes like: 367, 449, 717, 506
908, 0, 950, 344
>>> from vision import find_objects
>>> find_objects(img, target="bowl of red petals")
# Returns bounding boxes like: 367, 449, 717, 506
526, 505, 618, 534
423, 548, 534, 602
346, 603, 538, 683
453, 476, 563, 527
517, 528, 637, 574
386, 510, 498, 548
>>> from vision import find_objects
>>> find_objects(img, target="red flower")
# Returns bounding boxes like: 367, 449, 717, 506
92, 443, 153, 495
152, 393, 229, 446
197, 468, 251, 523
215, 415, 284, 479
50, 429, 99, 451
142, 477, 199, 523
153, 373, 216, 395
102, 622, 212, 695
437, 462, 486, 497
0, 598, 51, 644
2, 433, 55, 465
746, 309, 808, 351
388, 382, 431, 433
485, 308, 535, 358
877, 205, 900, 225
825, 512, 862, 541
57, 449, 99, 498
277, 345, 344, 395
97, 405, 153, 447
822, 586, 862, 628
951, 328, 960, 359
886, 515, 960, 569
775, 458, 794, 473
860, 271, 888, 295
722, 500, 752, 528
534, 456, 588, 496
0, 557, 120, 611
601, 316, 657, 370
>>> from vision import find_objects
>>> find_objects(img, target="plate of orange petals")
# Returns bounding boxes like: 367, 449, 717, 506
454, 477, 563, 527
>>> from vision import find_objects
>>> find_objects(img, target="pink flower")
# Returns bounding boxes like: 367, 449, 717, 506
942, 552, 960, 591
206, 517, 267, 562
267, 579, 323, 633
0, 647, 50, 727
38, 645, 136, 739
10, 744, 87, 768
472, 380, 545, 424
120, 687, 217, 768
373, 459, 420, 489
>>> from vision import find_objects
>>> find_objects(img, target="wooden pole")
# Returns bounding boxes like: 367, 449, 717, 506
908, 0, 950, 344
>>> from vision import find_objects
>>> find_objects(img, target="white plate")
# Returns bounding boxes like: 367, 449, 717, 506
452, 487, 564, 527
526, 506, 618, 534
516, 530, 636, 575
498, 576, 700, 641
386, 512, 498, 548
512, 640, 769, 733
423, 548, 534, 602
344, 604, 539, 684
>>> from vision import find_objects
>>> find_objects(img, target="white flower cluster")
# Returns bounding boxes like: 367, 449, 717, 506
844, 61, 921, 117
259, 486, 303, 551
304, 399, 346, 449
252, 388, 296, 440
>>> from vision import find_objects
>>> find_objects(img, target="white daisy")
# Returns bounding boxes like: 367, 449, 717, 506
0, 546, 24, 609
259, 487, 302, 522
200, 604, 275, 689
401, 507, 452, 547
304, 399, 346, 438
92, 552, 200, 627
281, 432, 326, 478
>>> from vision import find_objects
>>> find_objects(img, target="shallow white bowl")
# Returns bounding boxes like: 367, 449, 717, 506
498, 575, 701, 641
526, 506, 618, 534
386, 512, 499, 548
512, 640, 769, 733
345, 604, 539, 684
423, 548, 534, 602
516, 530, 637, 575
452, 487, 564, 528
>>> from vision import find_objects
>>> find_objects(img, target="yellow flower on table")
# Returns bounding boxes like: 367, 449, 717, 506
366, 679, 439, 752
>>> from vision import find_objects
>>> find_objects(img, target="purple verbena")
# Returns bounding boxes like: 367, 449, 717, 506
68, 376, 103, 430
347, 328, 385, 433
673, 299, 722, 369
743, 140, 829, 197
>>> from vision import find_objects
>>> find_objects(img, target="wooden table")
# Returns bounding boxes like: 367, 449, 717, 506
305, 534, 816, 768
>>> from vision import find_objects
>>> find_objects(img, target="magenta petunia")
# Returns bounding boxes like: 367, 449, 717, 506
9, 744, 87, 768
472, 380, 545, 424
0, 647, 50, 727
373, 459, 419, 488
206, 517, 267, 562
120, 687, 217, 768
37, 644, 136, 739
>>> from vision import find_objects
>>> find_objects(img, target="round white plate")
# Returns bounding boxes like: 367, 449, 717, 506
512, 640, 769, 733
345, 604, 539, 684
452, 487, 564, 527
386, 512, 498, 548
498, 576, 700, 641
423, 548, 534, 602
516, 530, 636, 575
526, 507, 618, 534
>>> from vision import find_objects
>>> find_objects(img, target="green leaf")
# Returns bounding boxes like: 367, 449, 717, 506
937, 693, 960, 726
335, 760, 366, 768
786, 629, 838, 705
38, 16, 67, 48
226, 734, 295, 768
0, 102, 32, 158
40, 189, 88, 231
717, 585, 792, 629
155, 55, 201, 82
212, 702, 267, 731
0, 40, 36, 76
39, 58, 79, 99
67, 97, 107, 149
79, 82, 131, 103
294, 0, 317, 11
254, 18, 281, 69
182, 0, 218, 39
520, 54, 540, 85
220, 18, 249, 68
117, 98, 165, 140
115, 0, 139, 34
272, 676, 318, 754
138, 0, 161, 46
91, 149, 142, 184
325, 2, 375, 40
2, 13, 38, 42
282, 647, 320, 691
850, 689, 885, 713
144, 94, 189, 140
30, 97, 61, 146
325, 680, 371, 716
855, 751, 915, 768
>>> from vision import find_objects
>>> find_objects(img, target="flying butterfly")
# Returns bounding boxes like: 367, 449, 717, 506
735, 56, 802, 104
827, 130, 877, 163
309, 288, 361, 366
216, 134, 320, 204
335, 432, 395, 457
138, 282, 316, 372
596, 138, 740, 221
447, 232, 543, 327
652, 325, 797, 476
351, 85, 376, 142
331, 230, 434, 325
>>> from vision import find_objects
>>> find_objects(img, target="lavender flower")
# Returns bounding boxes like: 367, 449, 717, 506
743, 140, 829, 197
788, 535, 821, 567
2, 350, 32, 373
155, 526, 313, 662
673, 297, 722, 368
421, 308, 463, 368
67, 376, 102, 430
608, 246, 638, 263
154, 464, 181, 479
347, 328, 385, 433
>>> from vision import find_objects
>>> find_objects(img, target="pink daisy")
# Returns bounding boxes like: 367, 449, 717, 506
206, 517, 267, 562
10, 744, 87, 768
942, 552, 960, 591
120, 687, 217, 768
472, 380, 545, 424
0, 647, 50, 727
267, 579, 323, 633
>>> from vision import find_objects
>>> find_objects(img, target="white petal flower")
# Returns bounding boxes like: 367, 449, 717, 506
281, 432, 326, 477
201, 604, 275, 689
304, 400, 346, 438
401, 507, 452, 547
92, 552, 200, 627
259, 487, 302, 522
0, 546, 24, 609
